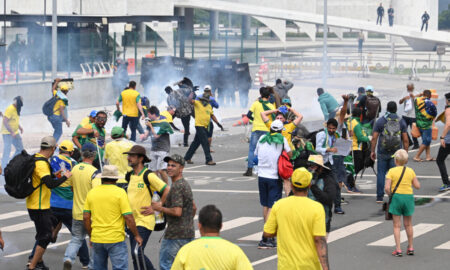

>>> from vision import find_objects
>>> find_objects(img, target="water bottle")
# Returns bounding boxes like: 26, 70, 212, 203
152, 191, 164, 224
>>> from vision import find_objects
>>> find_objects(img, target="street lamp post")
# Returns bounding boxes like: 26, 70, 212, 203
51, 0, 57, 79
322, 0, 328, 88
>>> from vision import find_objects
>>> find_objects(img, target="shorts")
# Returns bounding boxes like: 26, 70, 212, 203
389, 194, 415, 216
149, 151, 168, 171
28, 209, 59, 249
258, 177, 282, 208
207, 122, 214, 138
419, 128, 432, 146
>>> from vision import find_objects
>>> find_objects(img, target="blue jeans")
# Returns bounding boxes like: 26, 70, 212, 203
1, 134, 23, 169
376, 155, 395, 200
419, 128, 432, 146
122, 116, 139, 141
159, 238, 193, 270
247, 130, 267, 168
48, 115, 63, 142
92, 241, 128, 270
127, 226, 156, 270
332, 155, 346, 208
64, 219, 93, 267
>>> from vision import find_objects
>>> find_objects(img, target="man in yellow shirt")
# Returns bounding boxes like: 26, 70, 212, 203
243, 87, 275, 176
264, 168, 329, 270
27, 136, 72, 270
83, 165, 143, 270
184, 92, 216, 165
49, 80, 71, 142
104, 126, 134, 187
63, 142, 99, 270
1, 96, 24, 169
124, 145, 170, 270
116, 81, 145, 142
172, 205, 253, 270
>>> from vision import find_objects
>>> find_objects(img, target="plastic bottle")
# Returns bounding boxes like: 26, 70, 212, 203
152, 191, 164, 224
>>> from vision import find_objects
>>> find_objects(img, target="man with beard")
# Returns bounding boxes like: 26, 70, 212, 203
1, 96, 24, 170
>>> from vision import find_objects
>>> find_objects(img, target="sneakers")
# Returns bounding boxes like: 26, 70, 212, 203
351, 187, 362, 193
63, 260, 72, 270
439, 184, 450, 192
243, 168, 253, 176
185, 160, 194, 164
334, 207, 345, 214
82, 265, 89, 269
206, 161, 216, 165
340, 198, 349, 205
258, 238, 276, 249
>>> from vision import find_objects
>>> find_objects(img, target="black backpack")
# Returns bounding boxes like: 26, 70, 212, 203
365, 95, 381, 120
4, 150, 49, 199
42, 96, 59, 117
381, 117, 402, 152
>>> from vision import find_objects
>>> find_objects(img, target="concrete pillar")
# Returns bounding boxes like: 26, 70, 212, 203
184, 8, 194, 33
175, 7, 186, 57
210, 10, 219, 40
138, 22, 146, 43
242, 15, 251, 39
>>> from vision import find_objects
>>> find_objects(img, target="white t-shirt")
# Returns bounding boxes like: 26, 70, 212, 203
402, 91, 417, 118
255, 135, 291, 179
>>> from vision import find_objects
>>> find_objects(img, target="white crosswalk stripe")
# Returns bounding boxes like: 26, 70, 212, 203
434, 240, 450, 250
0, 211, 28, 220
1, 221, 35, 232
195, 217, 262, 238
367, 223, 443, 247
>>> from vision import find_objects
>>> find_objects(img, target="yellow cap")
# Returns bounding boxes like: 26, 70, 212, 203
59, 140, 74, 152
60, 84, 69, 91
291, 168, 313, 188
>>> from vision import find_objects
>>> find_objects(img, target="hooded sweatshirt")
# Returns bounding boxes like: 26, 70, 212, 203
318, 93, 339, 120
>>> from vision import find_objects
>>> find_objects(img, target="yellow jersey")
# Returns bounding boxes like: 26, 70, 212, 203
104, 139, 134, 180
1, 104, 20, 135
52, 90, 66, 116
250, 100, 275, 132
26, 153, 51, 210
160, 111, 174, 123
386, 166, 416, 195
193, 100, 213, 128
119, 89, 141, 117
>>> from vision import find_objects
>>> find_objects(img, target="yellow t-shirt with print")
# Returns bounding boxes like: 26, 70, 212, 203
83, 184, 132, 243
26, 153, 51, 210
1, 104, 20, 135
193, 100, 213, 128
347, 118, 366, 150
127, 169, 167, 231
386, 166, 416, 195
160, 111, 173, 123
66, 162, 98, 220
250, 100, 275, 132
52, 90, 65, 116
264, 196, 326, 270
104, 139, 134, 181
119, 89, 141, 117
264, 120, 296, 150
172, 237, 253, 270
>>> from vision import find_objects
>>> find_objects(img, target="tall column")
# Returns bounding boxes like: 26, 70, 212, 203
51, 0, 57, 79
138, 22, 146, 43
184, 8, 194, 33
241, 15, 251, 39
210, 10, 218, 40
175, 7, 185, 58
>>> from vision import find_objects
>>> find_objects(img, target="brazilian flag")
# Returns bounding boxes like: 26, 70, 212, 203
151, 118, 174, 135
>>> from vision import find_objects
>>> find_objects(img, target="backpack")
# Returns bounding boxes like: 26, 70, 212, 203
365, 95, 381, 120
380, 117, 402, 152
42, 96, 59, 117
416, 98, 437, 120
4, 150, 49, 199
278, 150, 293, 180
125, 170, 166, 231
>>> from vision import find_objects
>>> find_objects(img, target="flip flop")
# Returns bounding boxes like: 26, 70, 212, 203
425, 158, 436, 162
413, 158, 423, 162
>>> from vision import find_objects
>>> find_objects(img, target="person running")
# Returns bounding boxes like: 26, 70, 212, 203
388, 5, 394, 27
413, 90, 437, 162
376, 3, 384, 25
399, 84, 420, 150
184, 92, 216, 165
116, 81, 145, 141
48, 79, 70, 142
27, 136, 72, 270
151, 154, 196, 270
421, 11, 430, 32
385, 149, 421, 257
172, 205, 253, 270
198, 86, 224, 153
104, 126, 134, 188
255, 120, 292, 249
317, 88, 339, 121
263, 168, 329, 270
1, 96, 24, 170
124, 145, 170, 270
243, 87, 275, 176
371, 101, 409, 203
83, 165, 143, 270
63, 143, 99, 270
436, 92, 450, 192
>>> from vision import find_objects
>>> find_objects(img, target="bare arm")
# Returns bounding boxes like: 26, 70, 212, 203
161, 206, 182, 217
83, 212, 92, 237
261, 109, 277, 123
401, 133, 409, 151
116, 100, 121, 112
338, 95, 349, 125
193, 201, 197, 217
370, 132, 379, 160
160, 186, 170, 204
72, 136, 82, 149
314, 236, 329, 270
412, 177, 420, 190
384, 178, 392, 195
137, 102, 145, 119
290, 108, 303, 126
263, 231, 276, 238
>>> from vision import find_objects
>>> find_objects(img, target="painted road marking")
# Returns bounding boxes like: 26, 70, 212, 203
1, 221, 34, 232
195, 217, 262, 238
434, 240, 450, 250
0, 211, 28, 220
367, 223, 443, 246
184, 156, 247, 170
192, 189, 259, 194
5, 240, 71, 258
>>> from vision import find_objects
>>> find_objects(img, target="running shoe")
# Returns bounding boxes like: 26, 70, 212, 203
439, 184, 449, 192
258, 240, 276, 249
341, 198, 349, 205
334, 207, 345, 214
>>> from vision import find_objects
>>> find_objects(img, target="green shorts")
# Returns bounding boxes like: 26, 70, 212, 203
389, 194, 415, 216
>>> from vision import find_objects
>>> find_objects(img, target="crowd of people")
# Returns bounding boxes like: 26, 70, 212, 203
375, 3, 430, 31
0, 73, 449, 269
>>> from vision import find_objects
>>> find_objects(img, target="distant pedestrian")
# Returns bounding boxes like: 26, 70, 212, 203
358, 31, 365, 53
436, 92, 450, 192
1, 96, 24, 170
388, 6, 394, 27
264, 168, 329, 270
413, 90, 437, 162
116, 81, 145, 141
274, 79, 294, 101
172, 205, 253, 270
317, 88, 339, 121
358, 85, 381, 126
83, 165, 143, 270
399, 83, 419, 150
377, 3, 384, 25
49, 79, 71, 142
421, 11, 430, 32
385, 149, 420, 257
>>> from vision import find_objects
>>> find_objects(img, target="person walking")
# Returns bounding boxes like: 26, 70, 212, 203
399, 83, 420, 150
317, 88, 339, 121
116, 81, 145, 141
385, 149, 421, 257
48, 80, 71, 142
63, 143, 99, 270
413, 90, 437, 162
124, 145, 170, 270
197, 86, 224, 153
151, 154, 196, 270
388, 6, 394, 27
263, 168, 329, 270
358, 85, 381, 126
255, 120, 292, 249
358, 31, 365, 53
83, 165, 143, 270
421, 11, 430, 32
436, 92, 450, 192
371, 102, 409, 203
27, 136, 72, 270
243, 87, 275, 176
1, 96, 24, 170
172, 205, 253, 270
104, 126, 134, 188
377, 3, 384, 25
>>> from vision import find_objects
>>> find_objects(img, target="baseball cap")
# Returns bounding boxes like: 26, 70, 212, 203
41, 136, 57, 148
164, 154, 185, 166
98, 165, 120, 180
358, 87, 365, 94
123, 145, 151, 163
366, 85, 374, 92
59, 140, 74, 152
291, 168, 313, 188
204, 85, 212, 91
81, 142, 97, 153
111, 126, 125, 138
270, 120, 284, 132
89, 110, 98, 118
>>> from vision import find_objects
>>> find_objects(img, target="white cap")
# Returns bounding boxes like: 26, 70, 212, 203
271, 120, 284, 132
204, 85, 212, 91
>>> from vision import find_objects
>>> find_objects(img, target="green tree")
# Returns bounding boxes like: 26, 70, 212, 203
439, 4, 450, 29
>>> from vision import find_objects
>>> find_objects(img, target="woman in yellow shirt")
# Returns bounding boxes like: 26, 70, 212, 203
384, 149, 421, 257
